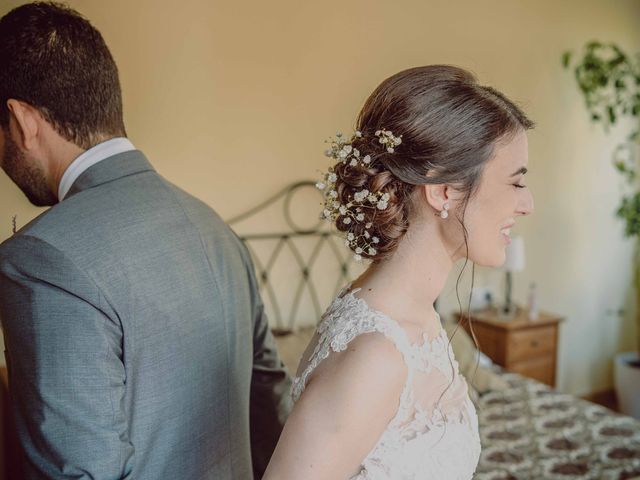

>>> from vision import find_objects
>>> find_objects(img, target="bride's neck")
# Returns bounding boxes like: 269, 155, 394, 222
351, 222, 453, 327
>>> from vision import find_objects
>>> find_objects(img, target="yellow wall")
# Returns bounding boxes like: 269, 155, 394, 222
1, 0, 639, 396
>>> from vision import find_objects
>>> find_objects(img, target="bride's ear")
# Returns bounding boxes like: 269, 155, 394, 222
421, 183, 451, 213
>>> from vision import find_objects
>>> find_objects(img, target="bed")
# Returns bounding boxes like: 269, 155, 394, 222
230, 181, 640, 480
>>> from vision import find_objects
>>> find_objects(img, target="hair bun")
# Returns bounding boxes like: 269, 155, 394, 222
317, 131, 411, 262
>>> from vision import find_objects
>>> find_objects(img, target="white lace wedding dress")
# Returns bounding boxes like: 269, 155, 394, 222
291, 285, 482, 479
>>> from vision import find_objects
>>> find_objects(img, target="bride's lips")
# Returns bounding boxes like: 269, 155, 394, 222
500, 222, 514, 245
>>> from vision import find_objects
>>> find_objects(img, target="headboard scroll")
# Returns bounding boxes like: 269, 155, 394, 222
228, 181, 360, 335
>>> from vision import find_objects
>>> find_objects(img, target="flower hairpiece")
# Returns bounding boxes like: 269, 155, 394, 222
375, 129, 402, 153
316, 129, 401, 261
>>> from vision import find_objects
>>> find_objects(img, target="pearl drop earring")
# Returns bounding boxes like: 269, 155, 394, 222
440, 202, 450, 219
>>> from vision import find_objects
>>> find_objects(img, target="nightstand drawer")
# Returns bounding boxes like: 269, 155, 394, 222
455, 308, 563, 388
508, 356, 555, 386
506, 326, 556, 363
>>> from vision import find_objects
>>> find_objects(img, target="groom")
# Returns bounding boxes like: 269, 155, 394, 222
0, 2, 291, 479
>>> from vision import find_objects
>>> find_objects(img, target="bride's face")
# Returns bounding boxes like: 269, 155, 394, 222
461, 129, 533, 267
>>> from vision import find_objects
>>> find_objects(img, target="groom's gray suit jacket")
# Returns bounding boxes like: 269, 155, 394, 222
0, 150, 292, 479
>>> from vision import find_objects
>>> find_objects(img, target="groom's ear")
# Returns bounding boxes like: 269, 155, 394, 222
6, 99, 42, 151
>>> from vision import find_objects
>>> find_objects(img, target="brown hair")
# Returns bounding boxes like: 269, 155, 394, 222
333, 65, 534, 260
0, 2, 126, 149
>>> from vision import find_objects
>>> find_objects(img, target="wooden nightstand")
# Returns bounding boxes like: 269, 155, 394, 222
454, 307, 564, 387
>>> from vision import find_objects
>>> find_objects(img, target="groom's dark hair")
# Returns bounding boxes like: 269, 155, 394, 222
0, 2, 126, 149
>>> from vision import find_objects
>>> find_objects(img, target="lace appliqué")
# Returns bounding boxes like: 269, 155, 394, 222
291, 286, 482, 480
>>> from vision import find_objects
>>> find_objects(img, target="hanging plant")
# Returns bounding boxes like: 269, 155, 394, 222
563, 41, 640, 358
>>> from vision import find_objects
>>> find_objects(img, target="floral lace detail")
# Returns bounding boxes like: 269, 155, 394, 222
291, 286, 482, 480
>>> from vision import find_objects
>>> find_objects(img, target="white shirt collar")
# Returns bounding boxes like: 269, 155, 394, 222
58, 137, 136, 201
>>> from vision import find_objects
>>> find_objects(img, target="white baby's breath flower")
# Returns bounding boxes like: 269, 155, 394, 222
354, 189, 369, 202
354, 254, 362, 262
374, 129, 401, 152
355, 247, 363, 254
368, 247, 377, 256
320, 128, 404, 244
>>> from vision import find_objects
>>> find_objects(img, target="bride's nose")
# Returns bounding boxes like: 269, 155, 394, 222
517, 188, 534, 216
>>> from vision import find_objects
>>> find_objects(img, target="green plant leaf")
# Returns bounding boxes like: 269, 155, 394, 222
586, 40, 603, 50
563, 40, 640, 238
617, 193, 640, 237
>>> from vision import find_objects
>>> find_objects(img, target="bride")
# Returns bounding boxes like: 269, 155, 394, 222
263, 65, 534, 479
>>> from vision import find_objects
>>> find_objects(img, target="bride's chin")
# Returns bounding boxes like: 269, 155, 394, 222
469, 250, 506, 269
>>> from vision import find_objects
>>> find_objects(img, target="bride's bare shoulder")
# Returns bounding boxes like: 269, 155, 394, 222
305, 330, 408, 396
264, 331, 409, 480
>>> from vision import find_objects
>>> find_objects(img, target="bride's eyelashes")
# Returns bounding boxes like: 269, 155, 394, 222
513, 183, 527, 189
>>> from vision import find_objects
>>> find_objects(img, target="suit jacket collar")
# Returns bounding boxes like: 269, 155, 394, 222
64, 150, 156, 200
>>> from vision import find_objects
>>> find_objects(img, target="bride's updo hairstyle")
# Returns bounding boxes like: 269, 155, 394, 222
332, 65, 534, 261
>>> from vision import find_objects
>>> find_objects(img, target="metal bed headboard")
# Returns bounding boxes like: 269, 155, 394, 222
228, 181, 360, 335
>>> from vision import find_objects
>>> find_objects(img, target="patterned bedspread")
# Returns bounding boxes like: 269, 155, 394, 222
474, 371, 640, 480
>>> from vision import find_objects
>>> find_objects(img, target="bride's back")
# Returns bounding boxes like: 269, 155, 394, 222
295, 286, 470, 420
282, 286, 481, 479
